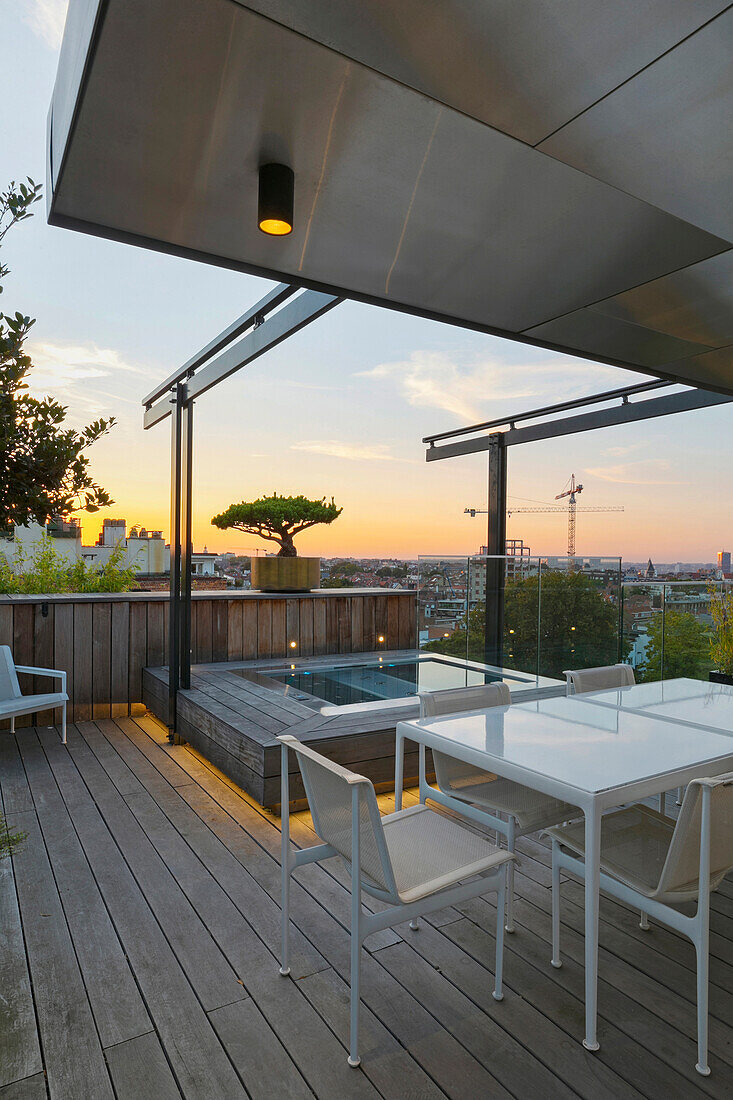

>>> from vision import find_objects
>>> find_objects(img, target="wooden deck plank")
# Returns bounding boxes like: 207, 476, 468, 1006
61, 725, 248, 1013
15, 730, 153, 1050
7, 810, 114, 1100
0, 1075, 48, 1100
208, 1000, 314, 1100
104, 1031, 182, 1100
7, 715, 732, 1099
36, 727, 246, 1099
0, 847, 42, 1088
100, 718, 329, 981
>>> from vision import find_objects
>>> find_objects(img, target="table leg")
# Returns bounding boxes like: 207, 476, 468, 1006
394, 729, 404, 811
583, 802, 602, 1052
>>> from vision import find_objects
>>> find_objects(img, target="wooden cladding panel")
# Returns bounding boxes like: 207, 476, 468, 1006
0, 592, 416, 725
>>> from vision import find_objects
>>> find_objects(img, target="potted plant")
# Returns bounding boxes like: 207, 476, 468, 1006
709, 585, 733, 685
211, 493, 342, 592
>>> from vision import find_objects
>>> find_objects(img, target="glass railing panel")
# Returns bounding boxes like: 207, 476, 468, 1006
621, 580, 723, 683
417, 556, 470, 661
536, 557, 622, 679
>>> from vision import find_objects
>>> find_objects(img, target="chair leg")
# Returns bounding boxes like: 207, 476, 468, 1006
695, 914, 711, 1076
409, 919, 419, 931
279, 743, 291, 977
676, 786, 684, 806
493, 870, 506, 1001
639, 911, 650, 931
659, 791, 666, 816
10, 715, 15, 734
551, 840, 562, 968
61, 703, 66, 745
505, 817, 516, 933
349, 879, 362, 1067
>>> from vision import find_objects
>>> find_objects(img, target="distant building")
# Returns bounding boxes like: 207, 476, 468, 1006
646, 558, 656, 579
718, 550, 731, 573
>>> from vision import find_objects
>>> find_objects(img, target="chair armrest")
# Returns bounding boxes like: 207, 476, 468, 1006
14, 665, 67, 687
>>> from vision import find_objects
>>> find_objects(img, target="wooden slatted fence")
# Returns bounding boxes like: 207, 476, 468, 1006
0, 590, 416, 726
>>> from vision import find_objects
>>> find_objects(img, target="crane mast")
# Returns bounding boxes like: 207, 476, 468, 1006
555, 474, 583, 557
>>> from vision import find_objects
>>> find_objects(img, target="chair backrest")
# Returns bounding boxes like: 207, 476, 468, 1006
419, 682, 510, 793
565, 664, 635, 695
419, 681, 511, 719
279, 736, 396, 896
0, 646, 21, 702
657, 774, 733, 898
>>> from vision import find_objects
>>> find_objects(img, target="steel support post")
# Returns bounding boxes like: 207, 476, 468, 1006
167, 384, 185, 739
180, 397, 194, 690
484, 433, 507, 667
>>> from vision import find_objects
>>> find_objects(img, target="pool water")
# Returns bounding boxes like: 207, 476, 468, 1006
267, 657, 504, 707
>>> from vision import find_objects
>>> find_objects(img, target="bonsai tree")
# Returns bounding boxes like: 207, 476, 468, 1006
211, 493, 342, 557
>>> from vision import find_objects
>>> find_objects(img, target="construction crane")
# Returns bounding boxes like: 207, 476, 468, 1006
506, 475, 623, 558
466, 474, 623, 558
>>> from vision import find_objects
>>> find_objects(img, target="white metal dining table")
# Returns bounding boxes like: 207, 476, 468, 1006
395, 693, 733, 1052
578, 676, 733, 736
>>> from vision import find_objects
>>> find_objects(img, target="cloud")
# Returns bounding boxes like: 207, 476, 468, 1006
24, 341, 149, 396
602, 443, 645, 458
291, 440, 396, 462
22, 0, 68, 49
359, 351, 621, 422
585, 460, 685, 486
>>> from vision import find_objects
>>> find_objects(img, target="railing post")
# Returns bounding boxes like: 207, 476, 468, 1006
484, 433, 507, 666
180, 396, 194, 691
168, 384, 185, 739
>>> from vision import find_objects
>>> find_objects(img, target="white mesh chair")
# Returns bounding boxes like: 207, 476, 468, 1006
279, 734, 514, 1068
565, 663, 680, 812
0, 646, 67, 742
418, 682, 580, 932
548, 774, 733, 1076
564, 663, 636, 696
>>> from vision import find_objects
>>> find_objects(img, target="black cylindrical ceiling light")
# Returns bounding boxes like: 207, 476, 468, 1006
258, 163, 294, 236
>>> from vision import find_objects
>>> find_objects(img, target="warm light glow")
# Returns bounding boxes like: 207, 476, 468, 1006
377, 635, 385, 643
259, 217, 292, 236
443, 632, 450, 637
570, 625, 576, 631
289, 640, 297, 648
509, 629, 515, 634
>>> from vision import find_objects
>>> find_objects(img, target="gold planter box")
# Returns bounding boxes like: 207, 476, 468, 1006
250, 556, 321, 593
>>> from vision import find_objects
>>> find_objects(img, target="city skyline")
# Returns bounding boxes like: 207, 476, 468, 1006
6, 2, 733, 561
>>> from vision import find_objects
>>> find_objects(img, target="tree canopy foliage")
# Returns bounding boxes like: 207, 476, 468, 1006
709, 586, 733, 677
0, 178, 116, 529
639, 609, 710, 682
211, 493, 342, 556
426, 570, 619, 678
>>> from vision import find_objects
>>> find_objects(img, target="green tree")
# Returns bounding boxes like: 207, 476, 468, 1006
426, 570, 619, 678
0, 179, 116, 529
709, 586, 733, 677
640, 610, 710, 682
212, 493, 342, 557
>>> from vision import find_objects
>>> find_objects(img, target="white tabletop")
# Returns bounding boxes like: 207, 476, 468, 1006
579, 677, 733, 737
402, 694, 733, 796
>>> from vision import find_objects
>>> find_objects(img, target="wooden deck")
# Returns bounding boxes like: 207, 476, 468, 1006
2, 718, 733, 1099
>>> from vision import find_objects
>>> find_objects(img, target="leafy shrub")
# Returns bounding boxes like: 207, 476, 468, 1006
0, 534, 136, 594
0, 813, 26, 859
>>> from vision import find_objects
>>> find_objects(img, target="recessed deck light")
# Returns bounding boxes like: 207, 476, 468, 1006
258, 163, 294, 236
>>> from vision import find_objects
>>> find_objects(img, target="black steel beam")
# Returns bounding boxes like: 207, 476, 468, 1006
426, 388, 733, 461
185, 290, 341, 401
142, 282, 296, 407
180, 399, 194, 692
422, 378, 671, 445
168, 385, 184, 738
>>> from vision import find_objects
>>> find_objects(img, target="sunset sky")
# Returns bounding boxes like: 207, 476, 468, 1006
5, 2, 733, 563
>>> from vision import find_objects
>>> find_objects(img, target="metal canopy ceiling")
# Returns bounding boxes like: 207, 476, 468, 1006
48, 1, 733, 391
